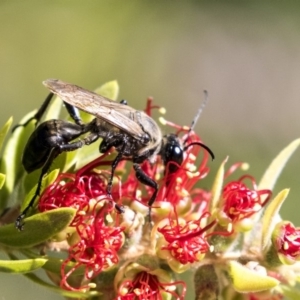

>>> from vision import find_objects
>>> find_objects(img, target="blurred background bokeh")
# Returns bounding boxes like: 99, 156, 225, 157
1, 1, 300, 299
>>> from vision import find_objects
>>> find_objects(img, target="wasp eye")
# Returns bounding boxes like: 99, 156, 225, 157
141, 133, 150, 144
162, 134, 184, 174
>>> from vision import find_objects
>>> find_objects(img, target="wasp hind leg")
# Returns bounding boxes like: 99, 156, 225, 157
15, 147, 59, 231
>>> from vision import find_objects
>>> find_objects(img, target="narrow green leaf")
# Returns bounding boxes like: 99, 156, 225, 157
95, 80, 119, 100
258, 139, 300, 190
75, 141, 101, 170
0, 173, 5, 189
63, 150, 77, 172
24, 272, 99, 298
229, 261, 279, 293
210, 157, 228, 213
0, 258, 47, 273
261, 189, 289, 251
42, 257, 85, 276
0, 117, 13, 153
0, 208, 76, 248
0, 110, 36, 203
41, 94, 62, 122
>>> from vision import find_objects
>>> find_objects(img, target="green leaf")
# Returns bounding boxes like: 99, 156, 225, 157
194, 265, 219, 300
261, 189, 289, 251
62, 150, 77, 172
75, 141, 101, 170
258, 139, 300, 190
0, 173, 6, 189
24, 272, 99, 298
0, 96, 62, 205
0, 111, 36, 205
0, 117, 13, 153
42, 257, 85, 276
95, 80, 119, 100
0, 258, 47, 273
281, 285, 300, 300
41, 94, 62, 122
0, 208, 76, 248
229, 261, 279, 293
210, 157, 227, 214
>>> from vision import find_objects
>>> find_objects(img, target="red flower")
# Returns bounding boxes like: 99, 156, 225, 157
61, 207, 124, 291
273, 221, 300, 265
117, 268, 186, 300
157, 213, 215, 265
219, 175, 271, 229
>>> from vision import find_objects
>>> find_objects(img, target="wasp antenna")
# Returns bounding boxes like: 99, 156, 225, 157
183, 90, 209, 145
183, 141, 215, 161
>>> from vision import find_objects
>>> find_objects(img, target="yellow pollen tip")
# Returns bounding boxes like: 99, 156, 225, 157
188, 153, 197, 161
134, 288, 142, 296
190, 167, 198, 173
120, 287, 129, 296
200, 218, 207, 228
176, 177, 183, 184
188, 223, 198, 230
106, 214, 113, 223
187, 171, 199, 178
159, 116, 167, 125
159, 107, 166, 114
155, 173, 161, 181
241, 163, 250, 170
182, 125, 189, 131
227, 223, 233, 232
88, 283, 97, 289
77, 210, 86, 216
181, 189, 189, 197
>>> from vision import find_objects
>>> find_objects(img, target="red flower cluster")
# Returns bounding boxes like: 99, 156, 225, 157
36, 98, 274, 297
39, 153, 125, 290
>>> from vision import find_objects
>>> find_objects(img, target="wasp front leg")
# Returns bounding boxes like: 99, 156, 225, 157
132, 162, 158, 222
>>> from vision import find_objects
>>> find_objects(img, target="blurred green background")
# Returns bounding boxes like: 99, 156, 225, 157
1, 1, 300, 299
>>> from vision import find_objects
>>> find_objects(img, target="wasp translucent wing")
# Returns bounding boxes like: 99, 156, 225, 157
43, 79, 148, 141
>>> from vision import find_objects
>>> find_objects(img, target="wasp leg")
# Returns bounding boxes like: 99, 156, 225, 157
100, 135, 130, 213
107, 151, 125, 214
133, 162, 158, 222
15, 147, 58, 231
64, 103, 84, 126
15, 132, 100, 231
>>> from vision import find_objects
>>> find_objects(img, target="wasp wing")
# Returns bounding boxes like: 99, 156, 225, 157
43, 79, 147, 141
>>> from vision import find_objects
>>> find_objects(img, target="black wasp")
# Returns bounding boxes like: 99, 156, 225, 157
14, 79, 214, 230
